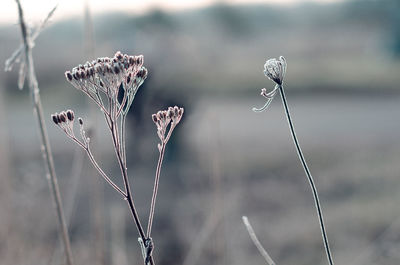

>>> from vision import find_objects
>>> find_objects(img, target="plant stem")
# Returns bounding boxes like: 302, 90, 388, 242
110, 119, 155, 265
146, 143, 166, 238
15, 1, 74, 265
278, 84, 334, 265
242, 216, 275, 265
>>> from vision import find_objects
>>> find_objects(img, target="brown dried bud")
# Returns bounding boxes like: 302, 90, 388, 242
136, 55, 144, 66
115, 51, 123, 60
178, 108, 184, 116
126, 73, 131, 84
129, 56, 135, 65
52, 114, 59, 124
113, 64, 120, 74
167, 107, 174, 118
59, 112, 67, 123
78, 118, 83, 125
137, 67, 148, 79
173, 106, 179, 116
65, 71, 73, 81
66, 110, 74, 121
152, 114, 158, 123
80, 70, 86, 79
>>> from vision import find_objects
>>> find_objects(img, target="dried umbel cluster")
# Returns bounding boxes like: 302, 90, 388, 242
263, 56, 286, 86
65, 51, 147, 118
152, 106, 184, 147
51, 110, 89, 148
54, 52, 185, 265
52, 110, 75, 135
253, 56, 287, 113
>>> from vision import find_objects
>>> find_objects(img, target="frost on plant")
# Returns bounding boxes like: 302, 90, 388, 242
52, 51, 185, 265
253, 56, 286, 113
64, 51, 147, 118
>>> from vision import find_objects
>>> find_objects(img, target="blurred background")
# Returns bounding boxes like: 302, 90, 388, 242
1, 0, 400, 264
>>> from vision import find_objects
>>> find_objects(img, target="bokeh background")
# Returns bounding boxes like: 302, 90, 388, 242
1, 0, 400, 264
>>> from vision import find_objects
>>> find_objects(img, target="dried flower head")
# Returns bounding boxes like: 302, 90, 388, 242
152, 106, 184, 146
253, 56, 287, 113
51, 110, 75, 137
64, 51, 147, 119
263, 56, 286, 85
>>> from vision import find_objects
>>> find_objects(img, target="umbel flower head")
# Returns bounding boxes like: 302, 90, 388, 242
252, 56, 287, 113
264, 56, 286, 85
152, 106, 184, 149
64, 51, 147, 118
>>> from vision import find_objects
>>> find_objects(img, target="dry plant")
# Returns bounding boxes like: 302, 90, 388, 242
245, 56, 334, 265
52, 51, 184, 265
4, 2, 74, 265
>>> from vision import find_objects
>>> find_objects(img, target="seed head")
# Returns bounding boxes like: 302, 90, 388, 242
52, 114, 59, 124
66, 110, 74, 121
65, 71, 73, 81
264, 56, 286, 85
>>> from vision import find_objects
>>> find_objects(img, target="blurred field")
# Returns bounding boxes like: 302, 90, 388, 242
1, 1, 400, 265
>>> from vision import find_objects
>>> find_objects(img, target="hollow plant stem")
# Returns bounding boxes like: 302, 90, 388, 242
147, 143, 166, 238
15, 1, 74, 265
278, 84, 334, 265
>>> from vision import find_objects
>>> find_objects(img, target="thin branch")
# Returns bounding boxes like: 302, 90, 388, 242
146, 143, 166, 238
85, 146, 127, 197
12, 1, 74, 265
242, 216, 276, 265
5, 4, 57, 72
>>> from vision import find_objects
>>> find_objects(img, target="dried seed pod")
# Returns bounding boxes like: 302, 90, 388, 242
66, 110, 74, 121
52, 114, 59, 124
167, 107, 174, 119
65, 71, 73, 81
59, 112, 67, 123
78, 117, 83, 125
115, 51, 123, 60
152, 114, 158, 123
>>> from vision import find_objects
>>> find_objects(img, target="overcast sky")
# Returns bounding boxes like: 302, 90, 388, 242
1, 0, 341, 25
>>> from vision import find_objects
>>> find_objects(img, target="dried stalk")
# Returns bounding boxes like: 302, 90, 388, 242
252, 56, 334, 265
242, 216, 275, 265
53, 53, 183, 265
10, 1, 74, 265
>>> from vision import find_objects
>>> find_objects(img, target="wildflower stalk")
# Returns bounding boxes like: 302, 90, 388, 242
13, 1, 74, 265
147, 106, 184, 240
278, 84, 334, 265
251, 56, 334, 265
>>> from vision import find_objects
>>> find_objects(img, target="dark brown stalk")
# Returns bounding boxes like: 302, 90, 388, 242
14, 1, 74, 265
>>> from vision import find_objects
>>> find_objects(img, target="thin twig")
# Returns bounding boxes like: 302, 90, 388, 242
278, 84, 334, 265
5, 4, 57, 72
146, 143, 166, 238
13, 1, 74, 265
242, 216, 275, 265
